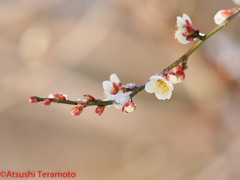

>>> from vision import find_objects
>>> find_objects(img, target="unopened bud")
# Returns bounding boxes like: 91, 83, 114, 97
71, 107, 83, 116
166, 72, 178, 84
122, 106, 129, 114
28, 96, 38, 104
83, 94, 96, 102
124, 102, 137, 113
77, 102, 86, 109
54, 93, 68, 100
95, 106, 105, 116
42, 98, 53, 106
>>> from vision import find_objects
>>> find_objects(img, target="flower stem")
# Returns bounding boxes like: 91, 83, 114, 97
36, 97, 113, 107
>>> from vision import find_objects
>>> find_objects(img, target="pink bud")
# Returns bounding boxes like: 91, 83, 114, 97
95, 106, 105, 116
28, 96, 38, 104
166, 72, 178, 84
54, 93, 68, 100
83, 94, 96, 102
71, 107, 83, 116
77, 102, 86, 109
42, 98, 53, 106
176, 70, 185, 82
122, 107, 129, 114
123, 102, 137, 114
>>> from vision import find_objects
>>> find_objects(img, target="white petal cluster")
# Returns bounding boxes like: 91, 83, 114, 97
145, 76, 174, 100
214, 10, 227, 25
175, 14, 195, 44
102, 73, 121, 97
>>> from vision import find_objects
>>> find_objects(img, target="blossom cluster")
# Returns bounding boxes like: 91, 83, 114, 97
145, 62, 186, 100
28, 3, 240, 116
102, 74, 137, 114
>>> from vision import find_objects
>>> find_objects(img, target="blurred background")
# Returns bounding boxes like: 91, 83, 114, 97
1, 0, 240, 179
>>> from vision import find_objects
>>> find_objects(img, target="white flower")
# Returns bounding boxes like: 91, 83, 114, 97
175, 14, 196, 44
214, 10, 229, 25
102, 73, 122, 97
233, 0, 240, 5
145, 76, 174, 100
175, 29, 190, 44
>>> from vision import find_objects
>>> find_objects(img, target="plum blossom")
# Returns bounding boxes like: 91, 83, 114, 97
214, 8, 237, 25
175, 14, 197, 44
145, 76, 174, 100
122, 101, 137, 114
175, 14, 205, 44
102, 73, 122, 98
165, 64, 186, 84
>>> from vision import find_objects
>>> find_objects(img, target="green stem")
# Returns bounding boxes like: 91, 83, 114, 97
36, 97, 113, 107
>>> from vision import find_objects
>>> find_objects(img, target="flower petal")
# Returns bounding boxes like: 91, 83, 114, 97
110, 73, 121, 84
149, 75, 164, 81
182, 13, 192, 24
145, 81, 155, 93
155, 90, 172, 100
177, 16, 186, 32
214, 10, 226, 25
165, 80, 174, 91
177, 34, 190, 44
175, 29, 182, 39
102, 81, 113, 95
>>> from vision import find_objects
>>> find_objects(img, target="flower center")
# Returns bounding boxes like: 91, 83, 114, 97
152, 80, 170, 94
103, 92, 107, 98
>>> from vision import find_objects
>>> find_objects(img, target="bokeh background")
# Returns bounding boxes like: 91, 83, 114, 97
1, 0, 240, 180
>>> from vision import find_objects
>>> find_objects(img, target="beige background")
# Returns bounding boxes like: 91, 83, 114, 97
1, 0, 240, 180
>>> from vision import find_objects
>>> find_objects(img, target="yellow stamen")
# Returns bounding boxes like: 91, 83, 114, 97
153, 79, 170, 94
103, 92, 107, 98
